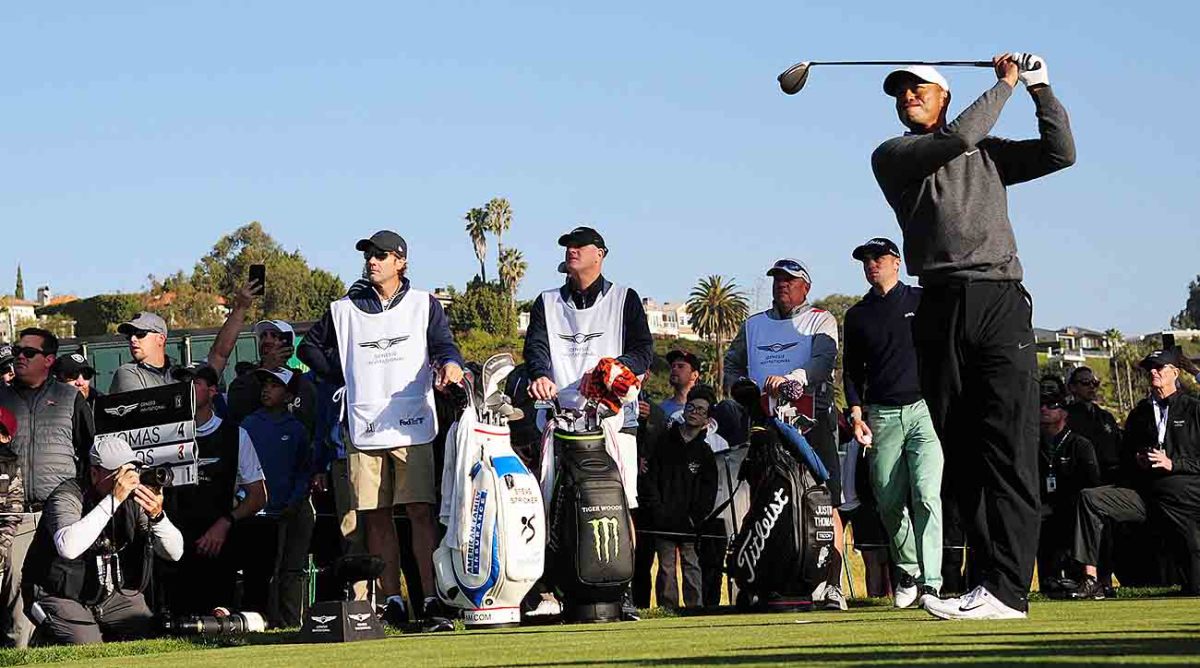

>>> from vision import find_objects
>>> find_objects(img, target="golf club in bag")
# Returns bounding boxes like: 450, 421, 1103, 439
719, 378, 835, 612
776, 57, 1040, 95
539, 361, 637, 623
435, 353, 546, 628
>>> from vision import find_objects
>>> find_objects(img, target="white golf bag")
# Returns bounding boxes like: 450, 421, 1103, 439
435, 354, 546, 628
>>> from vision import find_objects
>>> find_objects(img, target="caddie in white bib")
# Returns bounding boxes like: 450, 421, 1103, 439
332, 289, 437, 449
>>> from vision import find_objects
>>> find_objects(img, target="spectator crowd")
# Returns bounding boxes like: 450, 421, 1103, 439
1, 56, 1198, 647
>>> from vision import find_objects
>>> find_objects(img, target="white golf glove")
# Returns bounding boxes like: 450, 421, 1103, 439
1011, 52, 1049, 87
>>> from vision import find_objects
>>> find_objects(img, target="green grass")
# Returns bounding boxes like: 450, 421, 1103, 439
4, 595, 1199, 667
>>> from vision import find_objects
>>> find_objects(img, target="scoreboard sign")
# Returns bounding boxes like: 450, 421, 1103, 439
93, 382, 199, 487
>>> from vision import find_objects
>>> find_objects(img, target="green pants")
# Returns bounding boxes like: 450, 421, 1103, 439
867, 399, 944, 590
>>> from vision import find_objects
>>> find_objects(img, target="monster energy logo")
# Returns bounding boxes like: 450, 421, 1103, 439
589, 517, 620, 563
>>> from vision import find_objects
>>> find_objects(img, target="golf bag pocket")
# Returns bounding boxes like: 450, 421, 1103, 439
728, 466, 802, 593
491, 454, 547, 584
798, 482, 835, 589
548, 431, 634, 601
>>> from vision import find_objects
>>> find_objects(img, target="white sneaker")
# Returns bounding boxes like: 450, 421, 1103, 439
526, 593, 563, 617
924, 586, 1027, 621
894, 573, 919, 609
823, 584, 848, 611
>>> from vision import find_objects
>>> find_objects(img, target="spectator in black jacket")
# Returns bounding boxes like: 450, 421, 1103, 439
1036, 385, 1100, 593
1070, 349, 1200, 599
641, 385, 719, 609
1066, 366, 1122, 483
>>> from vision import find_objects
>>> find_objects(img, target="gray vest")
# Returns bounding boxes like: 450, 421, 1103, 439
0, 380, 82, 503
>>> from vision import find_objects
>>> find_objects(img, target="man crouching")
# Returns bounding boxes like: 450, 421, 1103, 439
22, 437, 183, 645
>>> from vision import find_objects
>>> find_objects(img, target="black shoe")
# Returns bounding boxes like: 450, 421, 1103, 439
381, 597, 409, 628
1104, 585, 1118, 599
1069, 576, 1107, 601
620, 592, 641, 621
419, 597, 457, 633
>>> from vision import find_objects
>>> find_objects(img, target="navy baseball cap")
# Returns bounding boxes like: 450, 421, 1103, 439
53, 353, 95, 380
355, 230, 408, 257
666, 349, 702, 372
1139, 349, 1181, 370
852, 237, 901, 261
171, 362, 220, 386
557, 226, 607, 252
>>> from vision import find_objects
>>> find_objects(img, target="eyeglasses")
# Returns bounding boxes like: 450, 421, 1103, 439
1072, 379, 1101, 388
12, 346, 46, 359
363, 249, 392, 261
684, 403, 710, 415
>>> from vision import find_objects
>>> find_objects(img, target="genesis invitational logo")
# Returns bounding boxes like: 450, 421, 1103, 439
358, 335, 410, 351
104, 404, 140, 418
557, 332, 603, 345
755, 342, 800, 353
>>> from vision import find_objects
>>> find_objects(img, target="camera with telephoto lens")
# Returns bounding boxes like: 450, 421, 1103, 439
162, 611, 267, 636
138, 466, 174, 487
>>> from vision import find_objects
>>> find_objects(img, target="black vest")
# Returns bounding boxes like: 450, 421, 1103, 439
25, 480, 146, 605
165, 418, 239, 532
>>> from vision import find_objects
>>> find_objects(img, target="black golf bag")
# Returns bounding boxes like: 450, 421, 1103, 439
546, 428, 634, 622
725, 380, 835, 611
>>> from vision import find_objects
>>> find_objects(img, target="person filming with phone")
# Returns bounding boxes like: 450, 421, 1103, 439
21, 436, 184, 645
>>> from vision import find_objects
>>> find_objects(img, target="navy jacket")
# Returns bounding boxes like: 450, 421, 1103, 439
523, 275, 654, 383
299, 277, 464, 386
843, 282, 923, 408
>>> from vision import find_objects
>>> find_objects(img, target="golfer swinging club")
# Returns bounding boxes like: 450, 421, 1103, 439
871, 53, 1075, 620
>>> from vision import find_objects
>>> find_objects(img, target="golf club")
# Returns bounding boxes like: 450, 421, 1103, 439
778, 59, 1034, 95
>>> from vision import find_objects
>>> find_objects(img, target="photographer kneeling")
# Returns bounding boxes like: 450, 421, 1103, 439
22, 437, 183, 645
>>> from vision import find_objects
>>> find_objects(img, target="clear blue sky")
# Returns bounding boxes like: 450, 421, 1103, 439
3, 1, 1197, 336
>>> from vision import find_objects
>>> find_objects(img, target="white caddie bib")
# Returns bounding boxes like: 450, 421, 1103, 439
744, 311, 814, 387
543, 285, 628, 394
332, 289, 437, 449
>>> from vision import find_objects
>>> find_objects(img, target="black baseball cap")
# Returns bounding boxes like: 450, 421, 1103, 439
171, 363, 221, 386
666, 349, 702, 372
53, 353, 95, 380
852, 237, 901, 261
557, 226, 607, 252
355, 230, 408, 257
1139, 349, 1181, 370
0, 344, 13, 368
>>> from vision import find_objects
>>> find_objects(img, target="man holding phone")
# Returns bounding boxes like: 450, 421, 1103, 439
223, 319, 317, 436
1068, 349, 1200, 599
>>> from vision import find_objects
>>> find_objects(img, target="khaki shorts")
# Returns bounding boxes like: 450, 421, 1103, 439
347, 440, 436, 510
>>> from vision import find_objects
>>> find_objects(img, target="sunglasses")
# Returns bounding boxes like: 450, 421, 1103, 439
12, 346, 46, 359
1072, 379, 1101, 388
363, 249, 393, 261
62, 370, 94, 382
128, 329, 152, 340
1041, 401, 1064, 410
774, 260, 804, 271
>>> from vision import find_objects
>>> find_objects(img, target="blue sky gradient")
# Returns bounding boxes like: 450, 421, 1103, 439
3, 1, 1197, 335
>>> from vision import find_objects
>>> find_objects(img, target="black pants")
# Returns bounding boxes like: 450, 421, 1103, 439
1037, 508, 1078, 584
698, 534, 726, 607
1072, 485, 1200, 593
915, 280, 1040, 611
631, 509, 655, 608
161, 519, 237, 616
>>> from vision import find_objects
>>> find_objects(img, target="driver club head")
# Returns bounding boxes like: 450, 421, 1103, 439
778, 61, 811, 95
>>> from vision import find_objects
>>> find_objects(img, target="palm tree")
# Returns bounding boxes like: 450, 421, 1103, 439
486, 197, 513, 251
686, 275, 749, 395
464, 207, 489, 282
498, 247, 527, 305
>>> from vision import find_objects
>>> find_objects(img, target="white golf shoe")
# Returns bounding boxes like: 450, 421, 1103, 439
923, 585, 1027, 621
894, 572, 919, 609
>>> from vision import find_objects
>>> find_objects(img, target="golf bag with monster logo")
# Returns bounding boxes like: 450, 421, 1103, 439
540, 358, 638, 623
435, 354, 546, 628
723, 378, 835, 612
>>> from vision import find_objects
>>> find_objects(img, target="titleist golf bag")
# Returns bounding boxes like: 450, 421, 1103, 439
724, 379, 835, 611
541, 401, 635, 623
435, 354, 546, 628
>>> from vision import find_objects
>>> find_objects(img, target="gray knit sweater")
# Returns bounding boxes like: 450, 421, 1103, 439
871, 82, 1076, 284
